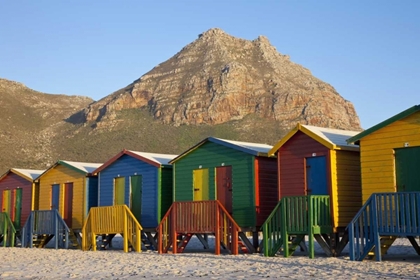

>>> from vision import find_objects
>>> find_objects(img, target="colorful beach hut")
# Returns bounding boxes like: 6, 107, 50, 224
347, 105, 420, 200
0, 168, 44, 245
346, 105, 420, 261
263, 124, 362, 257
88, 149, 176, 249
21, 160, 101, 249
158, 137, 277, 254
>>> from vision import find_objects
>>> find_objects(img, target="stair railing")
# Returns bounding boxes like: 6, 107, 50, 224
157, 200, 241, 255
0, 212, 16, 247
348, 192, 420, 261
262, 195, 331, 258
82, 205, 142, 252
21, 210, 70, 249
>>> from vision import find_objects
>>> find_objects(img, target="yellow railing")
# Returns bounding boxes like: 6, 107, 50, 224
82, 205, 142, 252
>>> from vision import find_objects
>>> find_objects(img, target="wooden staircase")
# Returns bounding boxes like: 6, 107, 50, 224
21, 210, 72, 249
261, 195, 332, 258
348, 192, 420, 261
157, 200, 251, 255
0, 212, 16, 247
82, 205, 143, 253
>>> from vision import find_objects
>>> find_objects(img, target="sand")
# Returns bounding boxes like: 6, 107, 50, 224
0, 236, 419, 279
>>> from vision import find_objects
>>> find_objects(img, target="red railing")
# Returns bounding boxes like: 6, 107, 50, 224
157, 200, 240, 255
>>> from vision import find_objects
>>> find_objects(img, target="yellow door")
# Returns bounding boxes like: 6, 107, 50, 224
114, 177, 126, 205
193, 169, 209, 201
2, 190, 11, 214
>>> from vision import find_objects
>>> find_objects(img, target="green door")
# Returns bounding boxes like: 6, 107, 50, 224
395, 146, 420, 192
130, 175, 142, 222
193, 169, 209, 201
14, 188, 22, 229
114, 177, 126, 205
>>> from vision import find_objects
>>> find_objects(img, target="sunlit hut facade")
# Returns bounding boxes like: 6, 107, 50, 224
268, 123, 362, 230
170, 137, 278, 234
37, 160, 102, 230
92, 149, 177, 228
0, 168, 44, 230
347, 105, 420, 202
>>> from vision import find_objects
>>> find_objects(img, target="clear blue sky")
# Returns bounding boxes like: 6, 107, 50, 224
1, 1, 419, 129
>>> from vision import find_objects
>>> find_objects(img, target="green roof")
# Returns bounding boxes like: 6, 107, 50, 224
347, 105, 420, 145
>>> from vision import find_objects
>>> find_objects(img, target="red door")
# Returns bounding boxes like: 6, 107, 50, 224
216, 166, 233, 214
64, 183, 74, 227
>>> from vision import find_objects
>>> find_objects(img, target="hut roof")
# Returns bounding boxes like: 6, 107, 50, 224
347, 105, 420, 145
93, 149, 177, 174
269, 123, 360, 156
169, 137, 273, 164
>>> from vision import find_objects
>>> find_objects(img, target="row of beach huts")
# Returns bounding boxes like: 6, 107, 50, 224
0, 105, 419, 261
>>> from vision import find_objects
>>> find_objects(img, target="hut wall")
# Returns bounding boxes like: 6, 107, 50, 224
98, 155, 159, 228
38, 165, 86, 229
359, 112, 420, 202
278, 131, 329, 197
173, 142, 256, 228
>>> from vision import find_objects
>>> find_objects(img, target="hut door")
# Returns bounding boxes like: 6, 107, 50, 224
51, 184, 60, 211
114, 177, 126, 205
2, 190, 11, 215
395, 147, 420, 192
13, 188, 22, 229
130, 175, 142, 222
193, 169, 209, 201
216, 166, 232, 214
306, 156, 328, 195
64, 183, 73, 227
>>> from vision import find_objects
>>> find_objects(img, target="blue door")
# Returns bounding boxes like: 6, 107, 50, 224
51, 184, 60, 211
306, 156, 328, 195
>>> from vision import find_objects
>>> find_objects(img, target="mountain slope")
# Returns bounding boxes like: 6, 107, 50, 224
76, 28, 361, 130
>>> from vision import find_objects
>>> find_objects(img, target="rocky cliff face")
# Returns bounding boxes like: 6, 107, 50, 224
78, 28, 361, 130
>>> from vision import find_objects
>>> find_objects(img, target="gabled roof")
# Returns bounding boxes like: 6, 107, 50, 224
169, 137, 273, 164
269, 123, 360, 156
347, 105, 420, 145
38, 160, 102, 178
0, 168, 45, 182
93, 149, 178, 174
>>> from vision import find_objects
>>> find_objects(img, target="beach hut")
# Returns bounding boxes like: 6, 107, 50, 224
21, 160, 101, 249
158, 137, 277, 254
346, 105, 420, 261
263, 123, 362, 258
88, 149, 176, 249
0, 168, 44, 245
347, 105, 420, 200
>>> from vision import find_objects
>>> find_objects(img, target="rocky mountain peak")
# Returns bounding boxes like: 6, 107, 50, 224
75, 28, 361, 131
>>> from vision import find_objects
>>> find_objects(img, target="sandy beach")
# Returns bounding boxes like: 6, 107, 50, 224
0, 236, 419, 279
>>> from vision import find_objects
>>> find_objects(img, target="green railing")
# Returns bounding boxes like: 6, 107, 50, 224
0, 212, 16, 247
262, 195, 331, 258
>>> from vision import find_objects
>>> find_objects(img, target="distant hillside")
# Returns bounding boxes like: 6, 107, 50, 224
0, 28, 362, 174
0, 78, 94, 173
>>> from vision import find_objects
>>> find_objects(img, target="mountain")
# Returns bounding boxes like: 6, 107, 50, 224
75, 28, 360, 130
0, 28, 362, 174
0, 78, 93, 172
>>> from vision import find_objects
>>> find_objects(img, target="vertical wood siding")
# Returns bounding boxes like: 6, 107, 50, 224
330, 150, 362, 228
159, 167, 173, 222
278, 131, 329, 197
38, 165, 86, 229
0, 173, 32, 228
255, 157, 278, 227
97, 155, 160, 228
173, 142, 256, 228
360, 112, 420, 202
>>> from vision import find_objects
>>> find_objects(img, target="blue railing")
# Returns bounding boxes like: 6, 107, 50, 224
21, 210, 70, 249
348, 192, 420, 261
